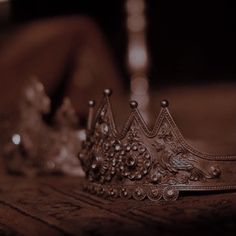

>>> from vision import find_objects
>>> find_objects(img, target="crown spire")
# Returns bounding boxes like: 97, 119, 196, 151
87, 100, 95, 131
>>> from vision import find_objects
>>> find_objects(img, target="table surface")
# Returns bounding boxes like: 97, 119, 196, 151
0, 83, 236, 236
0, 174, 236, 236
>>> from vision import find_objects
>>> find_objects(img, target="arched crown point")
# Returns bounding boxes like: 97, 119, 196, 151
88, 100, 95, 107
161, 100, 169, 108
103, 89, 112, 97
130, 100, 138, 109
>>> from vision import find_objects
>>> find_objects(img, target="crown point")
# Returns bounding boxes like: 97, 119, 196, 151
103, 89, 112, 97
160, 100, 169, 108
130, 101, 138, 109
88, 100, 95, 107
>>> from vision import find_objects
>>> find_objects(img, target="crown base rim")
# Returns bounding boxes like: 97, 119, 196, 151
82, 181, 236, 202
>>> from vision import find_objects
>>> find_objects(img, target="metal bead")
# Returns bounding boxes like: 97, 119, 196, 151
78, 153, 84, 159
163, 186, 179, 201
126, 157, 136, 167
167, 189, 174, 196
130, 100, 138, 109
101, 123, 109, 134
133, 187, 146, 201
138, 147, 146, 154
160, 100, 169, 108
137, 174, 142, 179
145, 160, 151, 167
88, 100, 95, 107
145, 153, 150, 159
115, 144, 121, 152
147, 188, 162, 201
126, 145, 131, 152
91, 163, 97, 169
143, 169, 148, 174
120, 150, 125, 156
103, 89, 112, 96
106, 176, 111, 181
150, 173, 161, 183
210, 166, 221, 177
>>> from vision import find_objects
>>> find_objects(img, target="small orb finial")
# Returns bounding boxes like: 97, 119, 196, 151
160, 100, 169, 108
130, 101, 138, 109
88, 100, 95, 107
103, 89, 112, 97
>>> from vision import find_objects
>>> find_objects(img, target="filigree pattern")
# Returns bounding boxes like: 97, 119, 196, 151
151, 121, 221, 185
79, 90, 236, 201
80, 105, 119, 183
80, 110, 152, 183
117, 126, 152, 180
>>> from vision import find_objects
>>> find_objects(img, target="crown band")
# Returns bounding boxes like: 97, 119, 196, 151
79, 89, 236, 201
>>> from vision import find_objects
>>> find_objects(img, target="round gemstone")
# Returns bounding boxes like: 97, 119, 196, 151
101, 123, 109, 134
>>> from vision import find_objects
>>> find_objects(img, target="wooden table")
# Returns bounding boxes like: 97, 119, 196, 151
0, 83, 236, 235
0, 174, 235, 236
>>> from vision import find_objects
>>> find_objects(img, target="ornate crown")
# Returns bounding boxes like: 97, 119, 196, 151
2, 78, 84, 177
79, 89, 236, 201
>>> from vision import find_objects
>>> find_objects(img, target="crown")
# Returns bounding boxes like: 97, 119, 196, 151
79, 89, 236, 201
2, 78, 84, 177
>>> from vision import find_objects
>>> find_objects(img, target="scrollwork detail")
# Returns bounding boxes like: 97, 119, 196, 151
150, 121, 221, 185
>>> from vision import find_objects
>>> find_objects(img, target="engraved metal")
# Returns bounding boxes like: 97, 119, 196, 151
79, 89, 236, 201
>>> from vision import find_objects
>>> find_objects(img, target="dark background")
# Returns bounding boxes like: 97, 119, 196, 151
11, 0, 236, 87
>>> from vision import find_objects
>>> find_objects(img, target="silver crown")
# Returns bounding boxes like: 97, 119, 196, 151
2, 78, 85, 177
79, 89, 236, 201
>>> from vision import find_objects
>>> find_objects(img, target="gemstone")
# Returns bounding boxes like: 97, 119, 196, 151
101, 123, 109, 134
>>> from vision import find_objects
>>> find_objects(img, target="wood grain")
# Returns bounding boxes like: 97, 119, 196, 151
0, 175, 235, 236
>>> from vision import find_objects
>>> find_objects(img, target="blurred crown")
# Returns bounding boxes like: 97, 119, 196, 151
3, 78, 84, 177
79, 89, 236, 201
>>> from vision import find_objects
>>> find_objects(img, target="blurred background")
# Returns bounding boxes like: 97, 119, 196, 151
0, 0, 236, 154
2, 0, 235, 86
